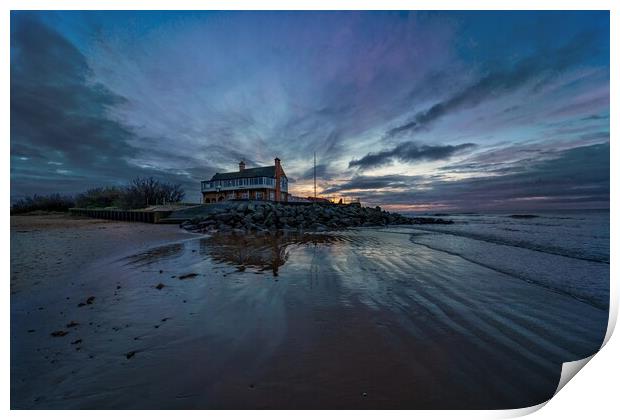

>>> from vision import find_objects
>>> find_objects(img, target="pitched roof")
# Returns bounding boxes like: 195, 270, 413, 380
210, 165, 276, 181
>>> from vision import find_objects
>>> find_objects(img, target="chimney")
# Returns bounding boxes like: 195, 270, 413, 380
239, 160, 246, 172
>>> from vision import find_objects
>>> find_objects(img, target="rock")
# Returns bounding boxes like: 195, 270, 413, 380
180, 202, 452, 232
125, 351, 136, 359
50, 330, 68, 337
66, 321, 79, 328
86, 296, 95, 305
155, 283, 165, 290
215, 213, 231, 222
178, 273, 198, 280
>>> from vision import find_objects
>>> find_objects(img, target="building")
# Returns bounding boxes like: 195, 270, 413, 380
201, 158, 289, 203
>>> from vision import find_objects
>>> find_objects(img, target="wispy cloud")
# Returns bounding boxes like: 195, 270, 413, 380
386, 32, 600, 136
343, 143, 610, 210
349, 142, 476, 170
10, 11, 610, 209
322, 174, 424, 194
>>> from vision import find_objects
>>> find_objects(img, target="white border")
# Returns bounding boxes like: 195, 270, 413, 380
3, 1, 616, 418
1, 0, 617, 10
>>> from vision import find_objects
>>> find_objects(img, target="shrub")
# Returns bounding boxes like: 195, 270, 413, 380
11, 193, 75, 214
75, 187, 124, 208
119, 177, 185, 209
12, 177, 186, 213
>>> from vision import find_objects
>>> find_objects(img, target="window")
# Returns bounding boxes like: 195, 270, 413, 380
241, 191, 249, 199
269, 191, 275, 200
256, 192, 263, 199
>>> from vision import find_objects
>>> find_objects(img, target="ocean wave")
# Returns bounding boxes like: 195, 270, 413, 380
406, 231, 609, 310
406, 226, 609, 264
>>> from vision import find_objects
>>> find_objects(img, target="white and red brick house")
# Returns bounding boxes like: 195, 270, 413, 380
201, 158, 289, 203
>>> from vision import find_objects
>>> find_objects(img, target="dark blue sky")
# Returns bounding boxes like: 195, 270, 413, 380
10, 11, 609, 210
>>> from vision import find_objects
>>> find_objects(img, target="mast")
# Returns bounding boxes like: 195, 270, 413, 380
314, 152, 317, 201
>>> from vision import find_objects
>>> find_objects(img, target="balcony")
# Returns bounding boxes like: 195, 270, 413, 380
201, 182, 277, 193
201, 176, 288, 193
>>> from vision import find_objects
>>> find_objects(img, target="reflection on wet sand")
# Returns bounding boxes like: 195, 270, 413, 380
198, 232, 345, 276
122, 242, 186, 267
11, 223, 609, 409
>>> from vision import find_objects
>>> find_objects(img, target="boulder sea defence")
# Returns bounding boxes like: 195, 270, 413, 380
179, 201, 452, 234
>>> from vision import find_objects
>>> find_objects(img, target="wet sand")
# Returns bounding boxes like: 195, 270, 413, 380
11, 215, 608, 409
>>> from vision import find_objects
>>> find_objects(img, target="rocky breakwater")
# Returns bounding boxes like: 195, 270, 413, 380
180, 202, 452, 234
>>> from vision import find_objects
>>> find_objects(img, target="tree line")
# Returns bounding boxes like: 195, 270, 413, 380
11, 177, 186, 214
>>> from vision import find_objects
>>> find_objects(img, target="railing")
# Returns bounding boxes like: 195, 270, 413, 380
202, 183, 270, 192
201, 176, 288, 192
201, 184, 288, 193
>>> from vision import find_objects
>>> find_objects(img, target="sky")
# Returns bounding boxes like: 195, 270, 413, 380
10, 11, 610, 211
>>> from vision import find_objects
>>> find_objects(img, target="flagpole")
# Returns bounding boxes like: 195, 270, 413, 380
313, 152, 317, 201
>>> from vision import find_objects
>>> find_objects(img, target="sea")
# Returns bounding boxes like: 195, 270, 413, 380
409, 209, 610, 310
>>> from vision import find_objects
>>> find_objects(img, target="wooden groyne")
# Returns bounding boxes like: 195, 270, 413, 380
69, 208, 172, 224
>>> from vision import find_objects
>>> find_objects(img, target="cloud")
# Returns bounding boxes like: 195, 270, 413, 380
10, 14, 214, 201
348, 143, 609, 210
322, 174, 423, 194
581, 114, 608, 121
386, 32, 599, 136
10, 11, 609, 209
349, 142, 476, 170
11, 15, 136, 179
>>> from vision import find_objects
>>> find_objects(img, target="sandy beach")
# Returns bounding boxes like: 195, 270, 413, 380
11, 214, 608, 409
